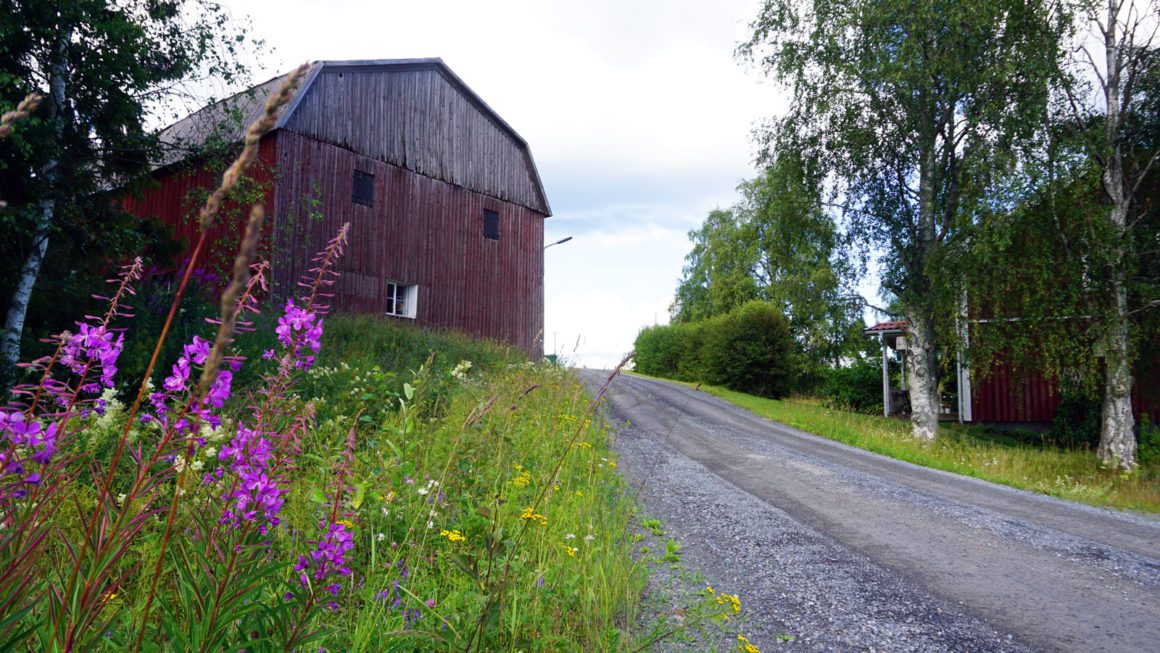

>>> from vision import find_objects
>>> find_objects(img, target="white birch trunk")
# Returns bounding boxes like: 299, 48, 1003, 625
1, 36, 67, 369
907, 312, 940, 440
907, 141, 941, 440
1, 202, 53, 367
1095, 0, 1137, 469
1100, 269, 1136, 468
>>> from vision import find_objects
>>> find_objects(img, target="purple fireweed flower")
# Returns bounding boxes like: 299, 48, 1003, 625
274, 299, 324, 370
218, 424, 285, 534
57, 323, 125, 394
150, 336, 240, 436
1, 411, 58, 469
295, 522, 354, 595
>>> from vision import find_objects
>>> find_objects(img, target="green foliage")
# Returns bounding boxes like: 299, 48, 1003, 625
739, 0, 1069, 434
671, 208, 759, 323
632, 322, 704, 382
819, 358, 883, 414
701, 301, 797, 399
1049, 387, 1103, 449
671, 153, 864, 370
0, 0, 262, 364
1138, 415, 1159, 469
636, 302, 799, 399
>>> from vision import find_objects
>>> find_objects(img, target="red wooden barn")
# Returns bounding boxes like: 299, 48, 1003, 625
122, 59, 552, 356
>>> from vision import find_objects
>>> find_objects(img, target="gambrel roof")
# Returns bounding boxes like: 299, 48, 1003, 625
157, 58, 551, 216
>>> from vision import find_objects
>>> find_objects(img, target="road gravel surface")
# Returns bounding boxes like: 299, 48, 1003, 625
583, 371, 1160, 652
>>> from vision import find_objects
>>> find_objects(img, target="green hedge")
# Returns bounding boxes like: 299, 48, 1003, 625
819, 357, 883, 413
634, 301, 798, 398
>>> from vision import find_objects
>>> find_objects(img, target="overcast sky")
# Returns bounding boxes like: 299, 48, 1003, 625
217, 0, 791, 367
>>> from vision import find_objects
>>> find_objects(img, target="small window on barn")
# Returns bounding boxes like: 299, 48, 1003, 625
483, 209, 500, 240
385, 282, 417, 319
352, 170, 374, 207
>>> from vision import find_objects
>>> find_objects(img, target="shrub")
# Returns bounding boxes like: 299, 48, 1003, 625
633, 324, 684, 377
1050, 387, 1102, 448
700, 301, 797, 398
1139, 414, 1159, 469
820, 357, 884, 413
673, 321, 707, 381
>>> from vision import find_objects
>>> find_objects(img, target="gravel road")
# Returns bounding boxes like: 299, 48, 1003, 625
581, 370, 1160, 653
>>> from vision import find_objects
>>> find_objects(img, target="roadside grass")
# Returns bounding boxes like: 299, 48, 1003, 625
9, 306, 652, 650
295, 354, 648, 651
636, 375, 1160, 513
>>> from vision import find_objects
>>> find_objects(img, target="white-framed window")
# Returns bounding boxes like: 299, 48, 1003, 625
385, 282, 418, 318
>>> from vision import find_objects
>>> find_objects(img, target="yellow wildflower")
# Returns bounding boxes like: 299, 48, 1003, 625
737, 634, 760, 653
439, 529, 466, 543
716, 593, 741, 614
519, 507, 548, 526
563, 545, 576, 557
574, 490, 583, 497
336, 519, 354, 530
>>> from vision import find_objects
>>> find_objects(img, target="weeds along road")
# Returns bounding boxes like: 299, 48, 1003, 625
582, 370, 1160, 653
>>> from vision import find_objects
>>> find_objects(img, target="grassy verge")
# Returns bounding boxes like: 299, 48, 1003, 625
636, 374, 1160, 513
20, 315, 649, 650
292, 352, 647, 650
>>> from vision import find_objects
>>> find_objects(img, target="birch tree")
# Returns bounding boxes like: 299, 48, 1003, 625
1064, 0, 1160, 468
740, 0, 1067, 439
0, 0, 257, 371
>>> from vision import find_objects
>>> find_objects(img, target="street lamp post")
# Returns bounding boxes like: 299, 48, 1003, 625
544, 236, 573, 249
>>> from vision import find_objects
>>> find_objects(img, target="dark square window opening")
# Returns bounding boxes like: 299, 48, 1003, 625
353, 170, 374, 207
483, 209, 499, 240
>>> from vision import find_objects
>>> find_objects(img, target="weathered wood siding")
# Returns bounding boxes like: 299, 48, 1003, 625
271, 131, 545, 355
281, 65, 549, 215
120, 137, 278, 272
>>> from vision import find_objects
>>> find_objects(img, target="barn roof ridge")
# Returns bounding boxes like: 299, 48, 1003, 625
303, 58, 552, 216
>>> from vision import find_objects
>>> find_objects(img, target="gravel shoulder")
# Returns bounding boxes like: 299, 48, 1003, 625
582, 370, 1160, 653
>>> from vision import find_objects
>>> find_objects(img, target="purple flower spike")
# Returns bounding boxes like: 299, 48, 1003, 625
274, 299, 325, 370
295, 522, 355, 599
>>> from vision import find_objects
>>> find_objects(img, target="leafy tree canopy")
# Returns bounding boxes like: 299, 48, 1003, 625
671, 151, 864, 369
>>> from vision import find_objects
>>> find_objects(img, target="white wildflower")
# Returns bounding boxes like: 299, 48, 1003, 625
191, 460, 204, 472
451, 360, 473, 380
173, 455, 186, 473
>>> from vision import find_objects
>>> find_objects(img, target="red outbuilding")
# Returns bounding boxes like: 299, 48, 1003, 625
865, 320, 1159, 426
122, 59, 551, 356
